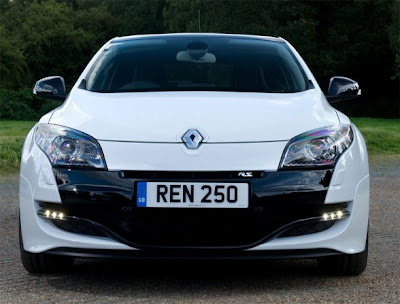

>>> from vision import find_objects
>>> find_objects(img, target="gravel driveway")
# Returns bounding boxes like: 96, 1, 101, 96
1, 155, 399, 304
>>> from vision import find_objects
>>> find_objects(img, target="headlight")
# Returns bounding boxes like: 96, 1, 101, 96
35, 124, 106, 169
279, 125, 353, 169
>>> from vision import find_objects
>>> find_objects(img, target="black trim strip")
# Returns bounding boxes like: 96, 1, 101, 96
121, 171, 264, 179
46, 247, 342, 260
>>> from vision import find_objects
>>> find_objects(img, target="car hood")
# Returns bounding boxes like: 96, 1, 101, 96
49, 89, 339, 142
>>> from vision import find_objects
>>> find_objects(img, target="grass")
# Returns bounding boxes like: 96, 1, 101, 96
351, 117, 400, 155
0, 118, 398, 175
0, 120, 36, 174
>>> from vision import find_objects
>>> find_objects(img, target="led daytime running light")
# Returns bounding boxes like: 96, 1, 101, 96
321, 210, 349, 221
38, 209, 66, 221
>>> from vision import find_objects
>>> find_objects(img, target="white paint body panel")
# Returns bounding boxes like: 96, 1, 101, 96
325, 124, 369, 203
20, 127, 61, 203
50, 89, 338, 143
100, 140, 287, 171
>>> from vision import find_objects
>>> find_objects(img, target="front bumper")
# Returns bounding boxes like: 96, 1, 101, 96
37, 168, 343, 250
20, 169, 369, 255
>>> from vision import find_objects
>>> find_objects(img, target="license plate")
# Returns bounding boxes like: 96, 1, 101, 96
136, 182, 249, 208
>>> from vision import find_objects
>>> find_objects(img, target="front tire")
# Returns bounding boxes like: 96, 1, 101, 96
19, 222, 74, 274
317, 235, 368, 276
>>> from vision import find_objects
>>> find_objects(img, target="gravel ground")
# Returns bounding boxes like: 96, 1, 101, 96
0, 155, 399, 304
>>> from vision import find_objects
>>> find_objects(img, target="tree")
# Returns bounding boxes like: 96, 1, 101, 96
0, 26, 26, 88
389, 0, 400, 79
0, 0, 398, 117
102, 0, 165, 35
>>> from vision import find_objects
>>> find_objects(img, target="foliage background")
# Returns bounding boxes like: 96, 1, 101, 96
0, 0, 399, 120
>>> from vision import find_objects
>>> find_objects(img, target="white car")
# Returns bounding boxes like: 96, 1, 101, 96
20, 33, 369, 275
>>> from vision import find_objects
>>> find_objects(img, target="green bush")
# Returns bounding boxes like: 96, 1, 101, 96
0, 87, 59, 120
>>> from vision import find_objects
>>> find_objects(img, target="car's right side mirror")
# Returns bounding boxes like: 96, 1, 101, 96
326, 76, 361, 103
33, 76, 66, 102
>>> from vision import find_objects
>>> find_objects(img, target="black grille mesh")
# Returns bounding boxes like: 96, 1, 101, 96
278, 221, 335, 238
52, 218, 106, 237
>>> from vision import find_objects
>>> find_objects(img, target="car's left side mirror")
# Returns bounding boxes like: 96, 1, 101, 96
326, 76, 361, 103
33, 76, 66, 102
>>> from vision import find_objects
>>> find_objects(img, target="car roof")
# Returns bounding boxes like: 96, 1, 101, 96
110, 33, 284, 44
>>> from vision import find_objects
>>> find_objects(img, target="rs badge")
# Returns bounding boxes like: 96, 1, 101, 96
238, 172, 253, 177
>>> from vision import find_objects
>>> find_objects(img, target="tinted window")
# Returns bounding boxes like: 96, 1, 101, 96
86, 36, 308, 93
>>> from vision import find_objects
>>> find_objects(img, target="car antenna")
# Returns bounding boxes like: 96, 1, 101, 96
198, 9, 201, 32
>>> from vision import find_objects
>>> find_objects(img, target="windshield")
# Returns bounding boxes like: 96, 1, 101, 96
86, 36, 308, 93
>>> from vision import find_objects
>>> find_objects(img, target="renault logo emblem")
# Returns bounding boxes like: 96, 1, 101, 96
182, 129, 203, 149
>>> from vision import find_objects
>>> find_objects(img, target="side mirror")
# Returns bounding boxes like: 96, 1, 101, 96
326, 76, 361, 103
33, 76, 66, 101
